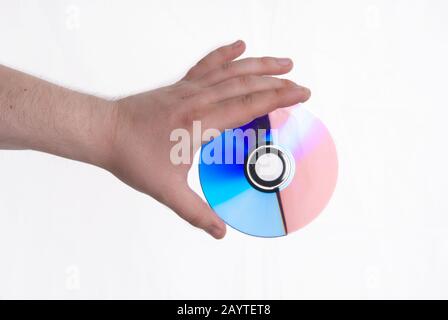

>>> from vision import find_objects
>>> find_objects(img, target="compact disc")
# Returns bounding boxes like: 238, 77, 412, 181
199, 105, 338, 237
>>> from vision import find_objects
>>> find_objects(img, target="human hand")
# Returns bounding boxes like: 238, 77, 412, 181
106, 40, 311, 239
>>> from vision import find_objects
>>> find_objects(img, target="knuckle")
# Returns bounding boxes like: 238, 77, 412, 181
241, 93, 254, 106
184, 69, 195, 80
174, 105, 201, 128
184, 107, 203, 126
189, 214, 205, 228
193, 57, 210, 72
260, 56, 272, 67
273, 88, 282, 98
269, 89, 285, 107
216, 46, 228, 57
281, 79, 293, 87
179, 112, 194, 128
221, 61, 232, 72
238, 75, 253, 87
197, 56, 208, 66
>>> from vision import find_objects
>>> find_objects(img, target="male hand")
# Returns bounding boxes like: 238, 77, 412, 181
0, 40, 310, 239
108, 40, 310, 238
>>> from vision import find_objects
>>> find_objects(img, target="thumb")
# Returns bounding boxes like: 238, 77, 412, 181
168, 184, 226, 239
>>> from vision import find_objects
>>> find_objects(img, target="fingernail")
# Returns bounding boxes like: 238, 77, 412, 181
232, 40, 243, 48
296, 85, 311, 92
294, 86, 311, 97
276, 58, 292, 66
303, 87, 311, 96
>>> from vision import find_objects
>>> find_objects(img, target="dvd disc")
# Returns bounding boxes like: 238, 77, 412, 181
199, 105, 338, 237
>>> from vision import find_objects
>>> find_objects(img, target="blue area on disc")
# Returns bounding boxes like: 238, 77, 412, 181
199, 116, 285, 237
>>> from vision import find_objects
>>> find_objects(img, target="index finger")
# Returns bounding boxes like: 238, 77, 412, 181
203, 85, 311, 132
182, 40, 246, 81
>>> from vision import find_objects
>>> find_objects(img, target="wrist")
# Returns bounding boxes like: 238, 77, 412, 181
28, 92, 119, 170
72, 97, 119, 170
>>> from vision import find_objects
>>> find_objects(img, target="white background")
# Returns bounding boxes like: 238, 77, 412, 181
1, 0, 448, 299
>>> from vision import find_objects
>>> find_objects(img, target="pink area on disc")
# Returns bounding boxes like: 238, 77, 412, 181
269, 105, 338, 233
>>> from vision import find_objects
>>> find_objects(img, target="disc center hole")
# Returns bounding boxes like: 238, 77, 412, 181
254, 153, 284, 182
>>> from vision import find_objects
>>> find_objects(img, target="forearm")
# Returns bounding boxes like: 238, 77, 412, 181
0, 65, 116, 167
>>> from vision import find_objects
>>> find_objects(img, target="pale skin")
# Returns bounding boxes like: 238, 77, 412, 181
0, 40, 310, 239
